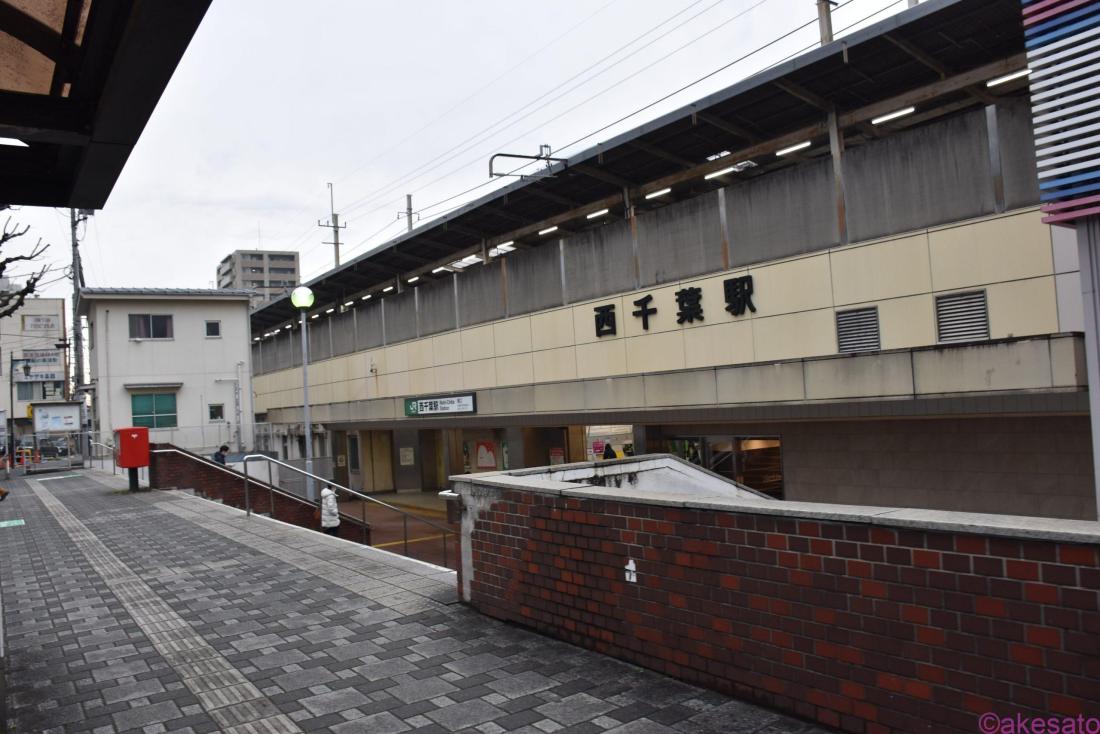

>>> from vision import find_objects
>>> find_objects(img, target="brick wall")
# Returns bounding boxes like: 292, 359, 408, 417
465, 490, 1100, 734
149, 444, 370, 544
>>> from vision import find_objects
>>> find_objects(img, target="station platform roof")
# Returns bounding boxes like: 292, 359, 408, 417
246, 0, 1029, 334
0, 0, 211, 208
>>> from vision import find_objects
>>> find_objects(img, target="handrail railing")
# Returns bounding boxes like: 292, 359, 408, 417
242, 454, 456, 568
89, 441, 115, 474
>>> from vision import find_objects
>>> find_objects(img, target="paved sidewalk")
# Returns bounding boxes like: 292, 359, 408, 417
0, 470, 829, 733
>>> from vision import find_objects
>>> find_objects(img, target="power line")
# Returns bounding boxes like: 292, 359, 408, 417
418, 0, 841, 217
338, 0, 726, 219
333, 0, 624, 188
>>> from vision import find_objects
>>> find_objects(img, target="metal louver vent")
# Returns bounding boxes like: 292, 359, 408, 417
836, 307, 880, 353
936, 291, 989, 343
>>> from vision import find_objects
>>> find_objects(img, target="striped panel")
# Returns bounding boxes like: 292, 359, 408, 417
1025, 0, 1100, 223
836, 308, 880, 353
936, 291, 989, 344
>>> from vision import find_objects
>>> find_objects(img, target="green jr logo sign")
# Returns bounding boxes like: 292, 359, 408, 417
404, 398, 419, 416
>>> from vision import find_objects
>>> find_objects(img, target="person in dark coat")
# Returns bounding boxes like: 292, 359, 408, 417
602, 442, 617, 460
213, 445, 229, 465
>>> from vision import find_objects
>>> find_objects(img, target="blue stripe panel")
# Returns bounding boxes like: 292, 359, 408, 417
1026, 3, 1100, 36
1025, 11, 1100, 47
1038, 168, 1100, 189
1041, 181, 1100, 201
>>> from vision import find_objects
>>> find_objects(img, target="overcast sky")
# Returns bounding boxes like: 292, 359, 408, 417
6, 0, 909, 316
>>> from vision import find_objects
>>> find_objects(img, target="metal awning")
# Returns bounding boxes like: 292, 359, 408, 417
122, 382, 183, 391
251, 0, 1028, 334
0, 0, 212, 208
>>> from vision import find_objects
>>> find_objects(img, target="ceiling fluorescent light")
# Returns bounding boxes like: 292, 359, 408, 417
586, 209, 609, 219
539, 226, 558, 235
645, 188, 671, 200
704, 166, 736, 180
706, 150, 730, 161
343, 301, 353, 307
325, 308, 335, 314
987, 69, 1030, 87
732, 160, 757, 172
361, 294, 372, 300
0, 137, 28, 148
407, 276, 419, 283
871, 106, 915, 125
383, 286, 394, 292
310, 314, 320, 319
776, 141, 811, 157
431, 266, 449, 274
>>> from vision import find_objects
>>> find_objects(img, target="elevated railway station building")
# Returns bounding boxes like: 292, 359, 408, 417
249, 0, 1094, 520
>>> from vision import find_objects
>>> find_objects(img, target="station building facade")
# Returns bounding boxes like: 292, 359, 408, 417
250, 0, 1093, 519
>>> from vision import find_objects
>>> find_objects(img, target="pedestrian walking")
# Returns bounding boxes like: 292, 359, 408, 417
320, 484, 340, 536
212, 445, 229, 465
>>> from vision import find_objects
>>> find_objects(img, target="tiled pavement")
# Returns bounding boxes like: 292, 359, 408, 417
0, 470, 830, 733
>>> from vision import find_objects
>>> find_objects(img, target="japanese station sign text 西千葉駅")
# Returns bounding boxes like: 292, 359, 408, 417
592, 274, 757, 337
404, 393, 477, 417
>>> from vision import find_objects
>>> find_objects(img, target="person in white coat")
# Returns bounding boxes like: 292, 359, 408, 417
320, 485, 340, 536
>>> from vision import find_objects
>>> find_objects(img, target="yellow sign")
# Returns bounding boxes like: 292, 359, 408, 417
26, 405, 33, 419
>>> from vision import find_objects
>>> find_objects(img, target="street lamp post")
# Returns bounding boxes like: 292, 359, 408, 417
290, 286, 316, 501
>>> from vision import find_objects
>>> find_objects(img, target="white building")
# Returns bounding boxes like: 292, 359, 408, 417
0, 295, 68, 441
79, 288, 255, 454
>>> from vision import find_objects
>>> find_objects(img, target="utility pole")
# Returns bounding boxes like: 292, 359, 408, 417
69, 208, 88, 398
406, 194, 413, 232
816, 0, 834, 45
318, 182, 346, 268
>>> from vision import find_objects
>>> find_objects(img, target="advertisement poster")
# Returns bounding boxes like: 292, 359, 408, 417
475, 440, 497, 469
549, 447, 565, 465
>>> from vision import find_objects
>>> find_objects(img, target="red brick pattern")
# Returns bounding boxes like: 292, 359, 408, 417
466, 491, 1100, 733
148, 444, 370, 544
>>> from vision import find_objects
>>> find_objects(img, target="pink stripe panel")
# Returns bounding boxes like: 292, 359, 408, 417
1041, 193, 1100, 211
1023, 0, 1086, 17
1042, 204, 1100, 223
1023, 0, 1096, 25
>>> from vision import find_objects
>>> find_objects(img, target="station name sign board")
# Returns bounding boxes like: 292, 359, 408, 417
404, 393, 476, 417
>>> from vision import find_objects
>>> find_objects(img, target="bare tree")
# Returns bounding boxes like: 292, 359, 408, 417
0, 210, 50, 318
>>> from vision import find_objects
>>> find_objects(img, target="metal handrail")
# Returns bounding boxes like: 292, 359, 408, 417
150, 448, 322, 512
242, 453, 456, 568
90, 440, 115, 474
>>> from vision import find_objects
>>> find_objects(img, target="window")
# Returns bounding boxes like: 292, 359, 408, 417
16, 382, 36, 401
268, 254, 296, 262
205, 320, 221, 338
269, 267, 296, 274
131, 393, 178, 428
128, 314, 173, 339
836, 307, 880, 353
208, 404, 225, 421
936, 291, 989, 343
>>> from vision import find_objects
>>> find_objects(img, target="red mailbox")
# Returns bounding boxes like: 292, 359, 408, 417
114, 427, 150, 468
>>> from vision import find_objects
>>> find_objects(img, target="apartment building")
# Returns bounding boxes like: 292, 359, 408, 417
216, 250, 299, 306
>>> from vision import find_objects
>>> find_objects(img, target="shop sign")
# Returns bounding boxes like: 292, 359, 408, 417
594, 275, 757, 337
549, 447, 565, 465
404, 393, 476, 417
23, 349, 61, 366
14, 370, 62, 383
21, 314, 60, 332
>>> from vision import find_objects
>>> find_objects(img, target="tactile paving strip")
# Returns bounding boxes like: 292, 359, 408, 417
28, 479, 302, 734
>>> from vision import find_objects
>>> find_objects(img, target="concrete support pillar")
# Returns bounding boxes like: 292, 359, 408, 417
503, 426, 525, 471
1076, 214, 1100, 519
632, 425, 664, 456
392, 428, 420, 491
